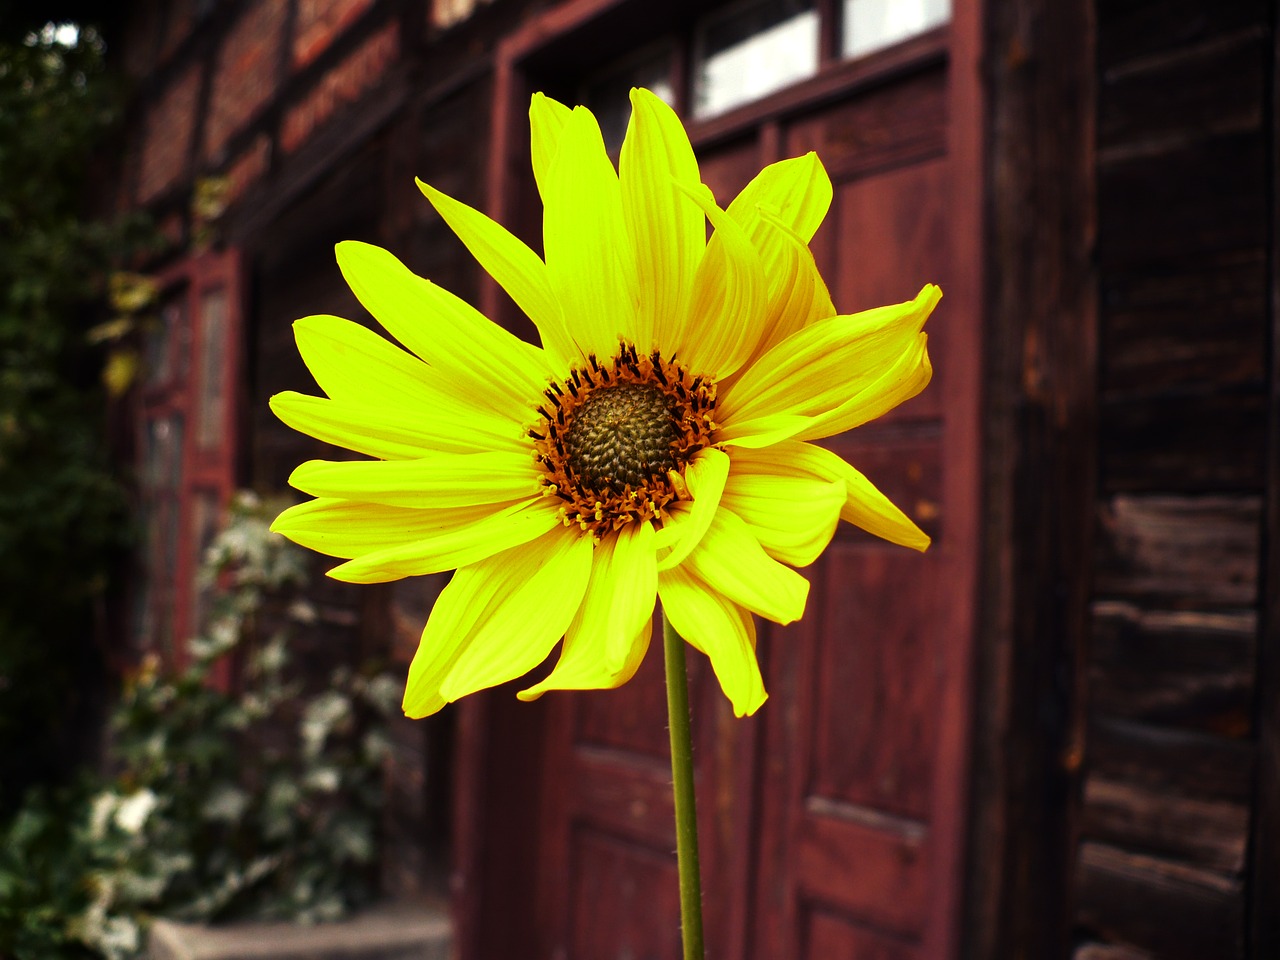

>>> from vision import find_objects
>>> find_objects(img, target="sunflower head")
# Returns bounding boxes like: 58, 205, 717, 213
269, 87, 939, 720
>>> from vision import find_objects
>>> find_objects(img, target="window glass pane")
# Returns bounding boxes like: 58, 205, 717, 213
581, 43, 676, 157
142, 414, 184, 495
135, 415, 184, 655
145, 292, 187, 387
195, 284, 228, 449
694, 0, 818, 120
188, 489, 222, 634
842, 0, 949, 59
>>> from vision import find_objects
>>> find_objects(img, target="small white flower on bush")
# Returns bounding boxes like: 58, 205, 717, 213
303, 767, 341, 793
88, 790, 118, 841
113, 789, 158, 835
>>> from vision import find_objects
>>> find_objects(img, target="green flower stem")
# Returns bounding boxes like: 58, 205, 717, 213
663, 612, 705, 960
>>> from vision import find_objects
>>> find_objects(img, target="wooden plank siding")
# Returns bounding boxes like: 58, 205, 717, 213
1073, 2, 1274, 958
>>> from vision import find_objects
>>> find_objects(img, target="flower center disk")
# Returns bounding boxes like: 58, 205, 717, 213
529, 345, 718, 537
563, 383, 679, 493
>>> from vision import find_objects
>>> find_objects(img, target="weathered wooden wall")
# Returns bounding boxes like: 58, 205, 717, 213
114, 0, 1280, 953
1074, 2, 1273, 958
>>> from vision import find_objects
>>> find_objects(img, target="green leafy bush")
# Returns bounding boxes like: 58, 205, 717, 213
0, 22, 157, 811
0, 494, 398, 960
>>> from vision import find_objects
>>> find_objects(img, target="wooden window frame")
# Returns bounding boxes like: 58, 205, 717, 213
135, 247, 245, 684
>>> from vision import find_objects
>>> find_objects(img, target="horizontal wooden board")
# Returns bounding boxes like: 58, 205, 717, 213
1075, 841, 1244, 960
1094, 495, 1260, 607
1100, 250, 1267, 398
1080, 773, 1250, 873
805, 904, 917, 960
567, 745, 676, 851
785, 67, 946, 183
1090, 602, 1255, 736
1072, 942, 1153, 960
1088, 717, 1255, 804
1097, 131, 1265, 268
1099, 389, 1267, 493
794, 802, 927, 938
1098, 26, 1265, 160
1096, 0, 1269, 71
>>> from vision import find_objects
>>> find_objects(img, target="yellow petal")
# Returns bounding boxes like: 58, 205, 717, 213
324, 497, 563, 583
415, 179, 577, 369
336, 240, 551, 418
736, 441, 930, 551
658, 565, 767, 717
683, 506, 809, 624
438, 528, 593, 702
726, 152, 832, 243
518, 522, 657, 696
619, 88, 704, 352
543, 106, 639, 359
675, 183, 765, 379
719, 284, 940, 428
518, 621, 651, 701
403, 526, 591, 717
292, 314, 442, 408
530, 92, 573, 202
270, 391, 524, 460
288, 452, 540, 508
272, 497, 503, 558
746, 211, 836, 364
655, 447, 729, 571
720, 472, 845, 567
714, 412, 813, 449
794, 334, 932, 440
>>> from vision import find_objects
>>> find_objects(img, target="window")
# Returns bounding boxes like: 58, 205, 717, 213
693, 0, 819, 119
133, 249, 243, 676
842, 0, 950, 59
577, 0, 950, 130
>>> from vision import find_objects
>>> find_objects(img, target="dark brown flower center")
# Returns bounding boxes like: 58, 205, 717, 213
563, 382, 680, 494
528, 344, 718, 538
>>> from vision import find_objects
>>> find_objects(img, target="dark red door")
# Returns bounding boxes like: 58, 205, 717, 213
457, 2, 984, 956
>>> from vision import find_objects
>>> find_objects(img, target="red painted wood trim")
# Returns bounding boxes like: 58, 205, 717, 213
927, 0, 985, 956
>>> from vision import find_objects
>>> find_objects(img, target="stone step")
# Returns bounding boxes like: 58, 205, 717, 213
147, 902, 452, 960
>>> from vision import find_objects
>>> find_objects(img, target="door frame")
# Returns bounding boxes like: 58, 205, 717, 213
451, 1, 988, 956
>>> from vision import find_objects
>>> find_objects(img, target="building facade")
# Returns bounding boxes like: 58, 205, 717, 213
110, 0, 1278, 958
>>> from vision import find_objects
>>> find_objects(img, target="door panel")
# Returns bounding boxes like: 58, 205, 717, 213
751, 66, 960, 960
810, 547, 943, 821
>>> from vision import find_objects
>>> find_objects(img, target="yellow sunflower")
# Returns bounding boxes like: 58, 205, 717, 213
270, 88, 939, 720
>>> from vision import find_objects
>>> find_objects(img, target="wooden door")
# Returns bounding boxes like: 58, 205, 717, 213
460, 1, 984, 956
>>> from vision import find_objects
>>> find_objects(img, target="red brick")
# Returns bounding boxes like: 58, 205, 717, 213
136, 63, 201, 203
226, 134, 273, 205
292, 0, 377, 70
205, 0, 287, 162
280, 21, 399, 153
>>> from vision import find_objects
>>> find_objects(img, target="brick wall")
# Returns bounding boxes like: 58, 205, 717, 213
293, 0, 378, 69
205, 0, 288, 162
280, 20, 399, 153
136, 63, 201, 203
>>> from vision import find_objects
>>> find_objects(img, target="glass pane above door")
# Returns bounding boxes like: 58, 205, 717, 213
694, 0, 819, 119
842, 0, 949, 59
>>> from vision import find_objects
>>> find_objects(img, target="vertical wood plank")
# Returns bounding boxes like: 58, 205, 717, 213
966, 0, 1096, 957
